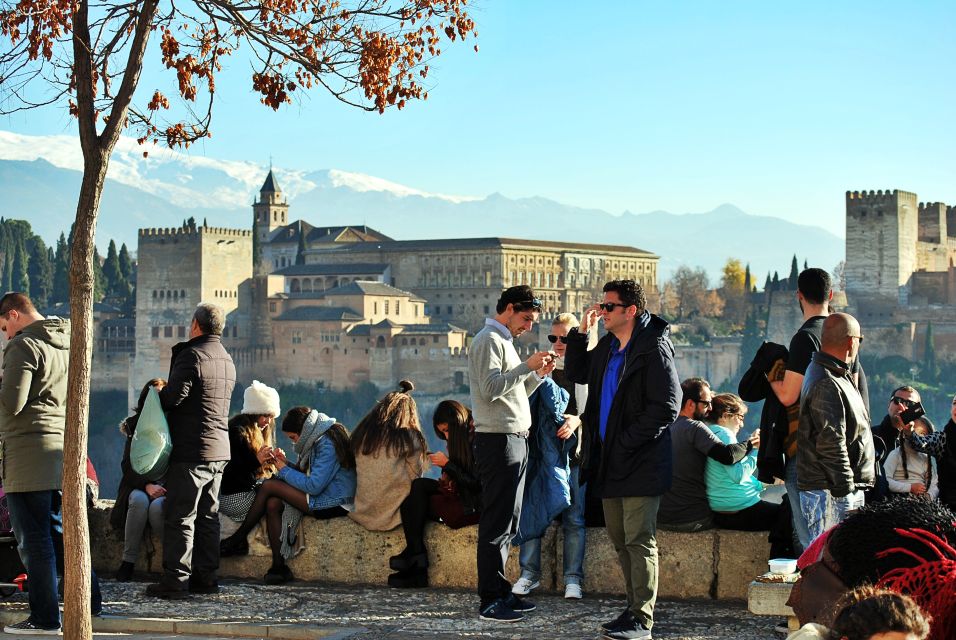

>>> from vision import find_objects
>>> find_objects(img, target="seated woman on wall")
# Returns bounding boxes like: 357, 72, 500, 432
349, 380, 429, 532
705, 393, 793, 558
388, 399, 481, 588
219, 380, 281, 523
219, 407, 356, 584
111, 378, 167, 582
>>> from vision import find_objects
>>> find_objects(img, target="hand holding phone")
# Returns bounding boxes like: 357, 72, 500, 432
899, 401, 925, 427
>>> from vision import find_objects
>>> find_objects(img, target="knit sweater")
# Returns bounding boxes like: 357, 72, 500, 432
468, 320, 541, 434
349, 445, 426, 531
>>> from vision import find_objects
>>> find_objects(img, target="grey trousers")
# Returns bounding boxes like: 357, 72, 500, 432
123, 490, 165, 563
603, 496, 661, 630
162, 461, 226, 587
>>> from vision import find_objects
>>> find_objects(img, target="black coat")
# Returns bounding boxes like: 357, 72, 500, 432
109, 415, 153, 532
738, 341, 790, 483
564, 314, 681, 499
159, 334, 236, 463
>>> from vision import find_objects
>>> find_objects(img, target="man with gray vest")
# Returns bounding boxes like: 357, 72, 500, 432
145, 302, 236, 599
469, 285, 555, 623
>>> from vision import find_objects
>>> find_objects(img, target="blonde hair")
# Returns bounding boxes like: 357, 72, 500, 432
552, 313, 580, 329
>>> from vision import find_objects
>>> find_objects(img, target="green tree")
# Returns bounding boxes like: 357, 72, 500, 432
788, 255, 799, 289
2, 253, 12, 292
924, 322, 939, 384
12, 242, 30, 293
118, 243, 134, 282
28, 240, 54, 308
103, 239, 124, 296
53, 233, 70, 304
744, 263, 752, 293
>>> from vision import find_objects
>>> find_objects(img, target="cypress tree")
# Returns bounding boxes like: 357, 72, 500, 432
788, 255, 799, 289
744, 263, 752, 293
2, 253, 12, 292
27, 240, 54, 307
53, 233, 70, 304
118, 243, 133, 281
772, 271, 780, 291
103, 239, 123, 296
12, 242, 29, 293
764, 273, 772, 292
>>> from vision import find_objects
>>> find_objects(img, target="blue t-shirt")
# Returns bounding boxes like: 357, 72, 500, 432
598, 311, 651, 441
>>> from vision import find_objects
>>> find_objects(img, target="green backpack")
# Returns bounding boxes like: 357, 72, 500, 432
129, 386, 172, 481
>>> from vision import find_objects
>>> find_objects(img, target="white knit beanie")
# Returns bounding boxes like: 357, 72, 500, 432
242, 380, 281, 417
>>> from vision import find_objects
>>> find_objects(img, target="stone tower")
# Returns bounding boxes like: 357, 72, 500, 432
845, 189, 918, 305
253, 170, 289, 276
131, 224, 253, 395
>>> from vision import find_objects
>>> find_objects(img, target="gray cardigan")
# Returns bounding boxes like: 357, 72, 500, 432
468, 321, 541, 434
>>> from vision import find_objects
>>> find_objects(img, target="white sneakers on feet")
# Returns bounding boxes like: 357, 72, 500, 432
564, 582, 583, 599
511, 576, 540, 595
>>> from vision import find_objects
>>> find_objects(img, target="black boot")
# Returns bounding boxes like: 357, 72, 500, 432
387, 566, 428, 588
219, 535, 249, 557
115, 561, 134, 582
389, 549, 428, 572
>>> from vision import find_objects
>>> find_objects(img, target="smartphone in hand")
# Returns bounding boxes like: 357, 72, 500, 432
899, 402, 925, 425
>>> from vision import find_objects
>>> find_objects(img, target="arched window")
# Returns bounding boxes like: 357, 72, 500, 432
376, 336, 386, 348
290, 279, 301, 293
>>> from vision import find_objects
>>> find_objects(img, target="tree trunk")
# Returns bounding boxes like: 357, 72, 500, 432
63, 151, 109, 640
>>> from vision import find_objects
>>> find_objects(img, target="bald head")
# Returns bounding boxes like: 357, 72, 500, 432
821, 312, 862, 362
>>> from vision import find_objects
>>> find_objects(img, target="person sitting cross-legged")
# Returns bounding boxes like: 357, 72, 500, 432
219, 407, 356, 584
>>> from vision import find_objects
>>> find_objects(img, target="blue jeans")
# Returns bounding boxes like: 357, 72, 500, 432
7, 490, 102, 629
7, 490, 60, 629
784, 458, 811, 555
799, 489, 865, 544
518, 466, 586, 585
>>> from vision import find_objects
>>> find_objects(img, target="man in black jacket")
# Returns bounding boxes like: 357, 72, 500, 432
565, 280, 680, 640
146, 303, 236, 599
796, 313, 874, 544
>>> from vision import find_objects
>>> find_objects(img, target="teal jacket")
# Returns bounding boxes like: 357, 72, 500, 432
705, 424, 762, 512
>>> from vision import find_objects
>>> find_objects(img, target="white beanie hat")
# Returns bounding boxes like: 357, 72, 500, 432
242, 380, 281, 417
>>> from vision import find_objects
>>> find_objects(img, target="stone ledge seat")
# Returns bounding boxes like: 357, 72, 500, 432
90, 502, 769, 600
747, 579, 799, 632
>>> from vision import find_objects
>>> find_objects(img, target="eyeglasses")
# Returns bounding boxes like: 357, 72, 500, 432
848, 334, 864, 343
891, 396, 915, 408
598, 302, 629, 312
513, 298, 543, 312
547, 335, 568, 344
726, 412, 746, 420
692, 398, 712, 407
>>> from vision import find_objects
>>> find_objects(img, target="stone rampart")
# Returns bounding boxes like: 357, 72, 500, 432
90, 502, 768, 601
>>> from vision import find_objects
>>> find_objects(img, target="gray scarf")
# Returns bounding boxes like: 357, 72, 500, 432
279, 410, 331, 560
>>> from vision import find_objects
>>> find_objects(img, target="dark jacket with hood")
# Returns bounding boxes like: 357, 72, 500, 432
738, 340, 790, 483
564, 312, 681, 499
796, 351, 875, 496
0, 316, 70, 492
159, 334, 236, 463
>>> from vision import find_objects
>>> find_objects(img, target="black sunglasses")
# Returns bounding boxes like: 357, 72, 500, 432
890, 396, 915, 408
513, 298, 543, 311
547, 335, 569, 344
598, 302, 629, 312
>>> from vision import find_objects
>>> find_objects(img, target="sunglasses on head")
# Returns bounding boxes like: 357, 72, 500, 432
513, 298, 543, 312
598, 302, 629, 312
547, 334, 568, 344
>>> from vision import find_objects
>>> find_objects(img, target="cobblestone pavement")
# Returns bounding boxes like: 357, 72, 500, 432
2, 578, 784, 639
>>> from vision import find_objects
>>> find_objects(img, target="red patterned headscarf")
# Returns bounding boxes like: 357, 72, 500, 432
877, 527, 956, 640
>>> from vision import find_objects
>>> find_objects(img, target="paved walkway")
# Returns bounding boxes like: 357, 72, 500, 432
0, 579, 783, 639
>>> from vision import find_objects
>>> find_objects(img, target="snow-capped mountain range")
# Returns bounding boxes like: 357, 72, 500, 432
0, 130, 844, 282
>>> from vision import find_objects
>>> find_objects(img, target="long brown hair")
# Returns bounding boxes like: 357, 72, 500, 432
433, 400, 474, 472
350, 380, 427, 465
228, 413, 276, 479
282, 406, 356, 470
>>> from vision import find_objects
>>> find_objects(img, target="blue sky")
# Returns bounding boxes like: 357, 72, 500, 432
2, 1, 954, 236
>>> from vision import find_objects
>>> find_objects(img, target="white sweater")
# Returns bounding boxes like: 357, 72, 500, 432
883, 446, 939, 500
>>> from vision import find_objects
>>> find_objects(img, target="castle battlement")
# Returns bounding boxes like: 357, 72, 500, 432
918, 201, 950, 212
846, 189, 916, 205
138, 226, 253, 240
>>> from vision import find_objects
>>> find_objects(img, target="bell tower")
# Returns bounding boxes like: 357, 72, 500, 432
253, 170, 289, 276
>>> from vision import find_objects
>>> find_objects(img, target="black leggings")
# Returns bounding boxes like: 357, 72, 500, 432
229, 479, 344, 566
714, 499, 794, 558
399, 477, 441, 555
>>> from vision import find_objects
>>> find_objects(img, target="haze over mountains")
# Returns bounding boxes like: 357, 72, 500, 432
0, 131, 844, 282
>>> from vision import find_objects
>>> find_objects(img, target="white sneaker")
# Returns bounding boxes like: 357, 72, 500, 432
511, 576, 540, 595
564, 582, 583, 599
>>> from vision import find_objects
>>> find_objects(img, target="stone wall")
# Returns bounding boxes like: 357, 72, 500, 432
90, 502, 769, 601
